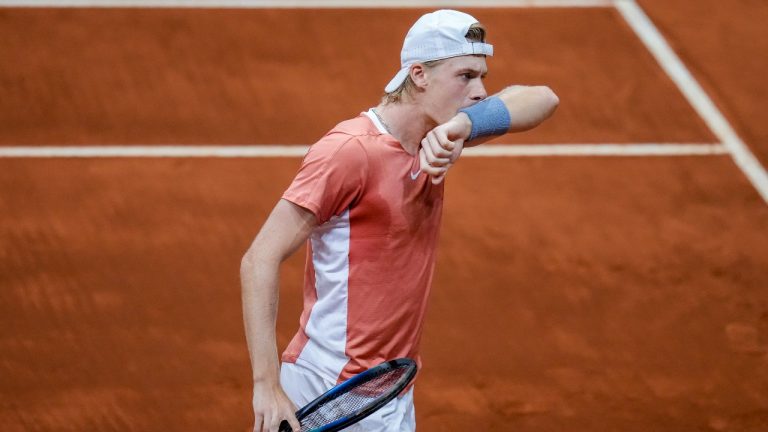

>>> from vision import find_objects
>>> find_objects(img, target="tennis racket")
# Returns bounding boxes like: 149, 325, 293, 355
278, 358, 417, 432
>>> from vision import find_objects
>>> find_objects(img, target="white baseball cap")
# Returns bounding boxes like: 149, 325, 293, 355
384, 9, 494, 93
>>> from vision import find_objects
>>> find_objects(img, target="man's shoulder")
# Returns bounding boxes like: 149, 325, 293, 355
308, 114, 380, 156
302, 115, 377, 165
324, 114, 380, 141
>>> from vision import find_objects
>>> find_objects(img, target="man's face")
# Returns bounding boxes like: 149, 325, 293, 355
421, 55, 488, 124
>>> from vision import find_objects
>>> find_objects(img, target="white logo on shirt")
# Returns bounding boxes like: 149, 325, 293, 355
410, 169, 421, 180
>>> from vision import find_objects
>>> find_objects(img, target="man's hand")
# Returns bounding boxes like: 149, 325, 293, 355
419, 112, 472, 184
252, 379, 300, 432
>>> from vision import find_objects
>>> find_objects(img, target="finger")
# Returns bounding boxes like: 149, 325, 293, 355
425, 131, 453, 159
433, 127, 455, 152
421, 136, 451, 167
287, 413, 301, 432
430, 163, 452, 185
425, 129, 453, 157
419, 149, 448, 176
420, 138, 439, 165
253, 414, 263, 432
448, 140, 464, 163
267, 417, 281, 432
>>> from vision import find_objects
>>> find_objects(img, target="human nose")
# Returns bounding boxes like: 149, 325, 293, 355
470, 80, 487, 101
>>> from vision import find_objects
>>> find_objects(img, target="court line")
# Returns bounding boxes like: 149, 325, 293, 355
464, 143, 726, 157
615, 0, 768, 204
0, 144, 726, 158
0, 0, 611, 7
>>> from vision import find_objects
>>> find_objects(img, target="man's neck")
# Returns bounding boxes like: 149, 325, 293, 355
374, 101, 436, 155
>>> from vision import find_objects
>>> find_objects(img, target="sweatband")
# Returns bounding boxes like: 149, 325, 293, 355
459, 96, 511, 141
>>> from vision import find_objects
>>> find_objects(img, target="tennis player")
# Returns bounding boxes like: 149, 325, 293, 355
241, 9, 558, 432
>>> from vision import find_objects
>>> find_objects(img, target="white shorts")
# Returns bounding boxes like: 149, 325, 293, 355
280, 361, 416, 432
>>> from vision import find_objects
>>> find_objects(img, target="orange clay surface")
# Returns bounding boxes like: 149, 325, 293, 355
1, 4, 768, 432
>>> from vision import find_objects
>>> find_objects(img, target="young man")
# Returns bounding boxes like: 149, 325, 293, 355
241, 10, 558, 432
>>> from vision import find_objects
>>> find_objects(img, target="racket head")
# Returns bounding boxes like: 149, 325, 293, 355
283, 358, 417, 432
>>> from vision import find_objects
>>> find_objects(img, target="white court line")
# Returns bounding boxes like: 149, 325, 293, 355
463, 143, 726, 157
0, 144, 726, 158
615, 0, 768, 204
0, 0, 610, 7
0, 145, 310, 157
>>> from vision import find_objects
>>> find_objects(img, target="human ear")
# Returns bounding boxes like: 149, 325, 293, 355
410, 64, 428, 89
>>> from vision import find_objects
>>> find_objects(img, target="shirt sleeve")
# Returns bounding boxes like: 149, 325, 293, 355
282, 136, 369, 224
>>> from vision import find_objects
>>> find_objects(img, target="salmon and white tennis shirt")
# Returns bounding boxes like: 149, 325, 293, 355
281, 110, 444, 383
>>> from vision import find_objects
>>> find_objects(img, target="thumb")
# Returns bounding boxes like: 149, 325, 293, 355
288, 414, 301, 432
434, 128, 455, 151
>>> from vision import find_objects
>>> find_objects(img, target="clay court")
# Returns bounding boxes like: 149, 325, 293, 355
1, 0, 767, 431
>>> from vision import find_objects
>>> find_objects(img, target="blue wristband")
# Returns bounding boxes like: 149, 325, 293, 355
458, 96, 511, 141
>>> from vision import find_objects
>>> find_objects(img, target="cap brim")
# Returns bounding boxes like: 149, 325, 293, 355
384, 67, 410, 93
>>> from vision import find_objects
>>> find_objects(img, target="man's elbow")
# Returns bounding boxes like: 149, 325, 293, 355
507, 86, 560, 132
240, 245, 257, 282
526, 86, 559, 128
240, 240, 270, 279
533, 86, 559, 115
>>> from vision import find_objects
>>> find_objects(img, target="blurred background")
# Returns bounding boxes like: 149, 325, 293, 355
1, 1, 767, 431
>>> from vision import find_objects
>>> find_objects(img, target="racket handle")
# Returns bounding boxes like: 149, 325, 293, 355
278, 420, 292, 432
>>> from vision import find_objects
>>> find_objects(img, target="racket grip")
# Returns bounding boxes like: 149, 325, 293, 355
278, 420, 292, 432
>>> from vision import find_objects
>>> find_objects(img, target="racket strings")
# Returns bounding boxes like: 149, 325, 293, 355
300, 367, 409, 429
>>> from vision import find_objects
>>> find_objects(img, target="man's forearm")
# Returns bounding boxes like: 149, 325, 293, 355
463, 85, 559, 147
241, 249, 282, 384
241, 199, 317, 385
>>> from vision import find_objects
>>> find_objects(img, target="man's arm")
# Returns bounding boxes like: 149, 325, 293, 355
241, 199, 317, 432
420, 85, 559, 183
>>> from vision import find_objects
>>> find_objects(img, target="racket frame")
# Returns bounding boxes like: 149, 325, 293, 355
287, 358, 417, 432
